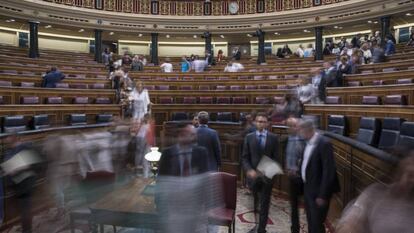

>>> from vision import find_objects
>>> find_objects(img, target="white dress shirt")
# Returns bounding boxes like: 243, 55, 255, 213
160, 63, 173, 72
301, 133, 319, 182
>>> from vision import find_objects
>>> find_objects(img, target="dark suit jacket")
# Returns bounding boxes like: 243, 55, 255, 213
241, 131, 279, 172
318, 75, 327, 102
42, 71, 65, 88
158, 145, 209, 176
233, 51, 241, 60
196, 125, 221, 171
301, 135, 340, 200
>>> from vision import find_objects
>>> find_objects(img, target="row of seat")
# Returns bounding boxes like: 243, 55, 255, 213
144, 84, 299, 91
1, 114, 113, 133
0, 96, 113, 105
171, 112, 236, 122
347, 78, 413, 87
326, 95, 408, 105
327, 115, 414, 150
0, 80, 109, 89
155, 96, 283, 105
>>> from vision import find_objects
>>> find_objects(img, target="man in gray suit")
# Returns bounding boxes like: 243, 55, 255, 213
196, 111, 221, 171
241, 112, 279, 233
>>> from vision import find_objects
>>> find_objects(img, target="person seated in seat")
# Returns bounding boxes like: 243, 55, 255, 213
41, 66, 65, 88
224, 60, 244, 72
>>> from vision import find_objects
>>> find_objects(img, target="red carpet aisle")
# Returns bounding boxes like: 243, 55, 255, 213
2, 189, 336, 233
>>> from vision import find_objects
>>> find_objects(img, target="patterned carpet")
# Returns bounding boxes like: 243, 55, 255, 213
3, 189, 335, 233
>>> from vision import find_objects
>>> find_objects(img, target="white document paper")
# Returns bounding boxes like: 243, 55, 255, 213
256, 155, 283, 179
1, 150, 41, 175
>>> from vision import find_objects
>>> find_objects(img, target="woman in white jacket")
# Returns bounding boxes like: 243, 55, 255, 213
130, 81, 151, 121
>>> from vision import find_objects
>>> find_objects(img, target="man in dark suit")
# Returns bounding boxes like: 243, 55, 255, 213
158, 123, 209, 177
299, 120, 340, 233
233, 47, 241, 60
196, 111, 221, 171
241, 113, 279, 233
41, 67, 65, 88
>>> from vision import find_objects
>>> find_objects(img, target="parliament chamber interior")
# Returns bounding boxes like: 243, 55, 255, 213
0, 0, 413, 233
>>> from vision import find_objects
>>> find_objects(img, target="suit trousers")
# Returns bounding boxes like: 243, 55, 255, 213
288, 176, 303, 233
252, 176, 273, 233
303, 186, 330, 233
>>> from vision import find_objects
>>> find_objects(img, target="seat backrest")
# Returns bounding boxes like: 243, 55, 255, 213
71, 83, 88, 89
362, 96, 380, 105
384, 95, 407, 105
273, 96, 284, 104
172, 112, 188, 121
216, 85, 227, 90
398, 122, 414, 147
245, 85, 256, 90
259, 85, 272, 89
32, 114, 50, 130
347, 81, 362, 87
0, 96, 3, 104
20, 82, 35, 87
253, 76, 264, 80
356, 117, 381, 146
372, 80, 383, 86
217, 97, 230, 104
157, 85, 170, 90
21, 96, 39, 104
255, 97, 269, 104
0, 81, 12, 87
217, 112, 233, 122
199, 97, 213, 104
55, 83, 69, 88
238, 76, 250, 80
232, 97, 247, 104
159, 97, 173, 104
378, 117, 404, 150
144, 85, 155, 90
199, 85, 210, 90
276, 85, 287, 89
396, 78, 412, 84
327, 115, 347, 135
46, 97, 63, 104
73, 97, 89, 104
95, 97, 111, 104
2, 115, 26, 133
96, 114, 113, 124
230, 85, 241, 90
69, 114, 87, 126
382, 67, 396, 72
183, 97, 196, 104
91, 83, 105, 89
210, 172, 237, 210
325, 96, 342, 104
180, 85, 193, 90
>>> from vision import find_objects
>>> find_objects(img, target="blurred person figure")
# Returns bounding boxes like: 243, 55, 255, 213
241, 113, 279, 233
131, 55, 144, 71
304, 44, 314, 58
2, 134, 39, 233
299, 120, 340, 233
181, 56, 191, 72
384, 35, 396, 56
160, 58, 173, 73
196, 111, 221, 171
157, 123, 210, 233
139, 55, 147, 66
41, 66, 65, 88
224, 60, 244, 72
276, 47, 285, 58
192, 55, 208, 72
217, 49, 224, 62
371, 42, 386, 63
360, 42, 372, 64
373, 31, 381, 46
205, 50, 214, 66
336, 146, 414, 233
102, 48, 112, 69
311, 68, 326, 102
130, 81, 151, 121
110, 67, 124, 91
233, 47, 241, 60
323, 43, 331, 55
282, 44, 293, 57
295, 44, 305, 58
331, 43, 341, 55
128, 115, 152, 178
406, 31, 414, 46
323, 61, 339, 87
286, 117, 305, 233
192, 115, 200, 128
122, 52, 132, 68
351, 33, 362, 48
339, 37, 348, 50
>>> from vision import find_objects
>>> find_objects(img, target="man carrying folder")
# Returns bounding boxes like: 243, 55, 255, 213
241, 113, 279, 233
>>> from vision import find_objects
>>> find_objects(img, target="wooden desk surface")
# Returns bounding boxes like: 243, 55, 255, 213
90, 178, 156, 214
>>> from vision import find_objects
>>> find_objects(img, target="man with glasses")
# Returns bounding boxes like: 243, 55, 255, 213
241, 113, 279, 233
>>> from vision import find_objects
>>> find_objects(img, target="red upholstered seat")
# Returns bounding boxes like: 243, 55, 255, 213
183, 97, 196, 104
159, 97, 173, 104
91, 83, 105, 89
284, 74, 296, 79
397, 78, 412, 84
347, 81, 362, 87
255, 97, 270, 104
144, 85, 155, 90
139, 76, 151, 80
156, 77, 166, 81
95, 97, 111, 104
362, 96, 380, 105
238, 76, 249, 80
0, 81, 12, 87
277, 85, 288, 89
258, 85, 271, 90
0, 96, 3, 104
216, 85, 227, 90
207, 172, 237, 233
2, 70, 17, 75
298, 74, 309, 79
245, 85, 256, 90
73, 97, 89, 104
384, 95, 407, 105
219, 76, 230, 80
253, 76, 265, 80
71, 83, 88, 89
217, 97, 231, 104
382, 68, 396, 72
199, 97, 213, 104
20, 82, 35, 87
268, 75, 279, 80
361, 70, 374, 74
167, 77, 178, 81
157, 85, 170, 90
21, 96, 39, 104
55, 83, 69, 88
372, 80, 384, 86
180, 85, 193, 90
199, 85, 210, 90
232, 97, 247, 104
325, 96, 342, 104
205, 76, 217, 80
46, 97, 63, 104
230, 85, 241, 90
